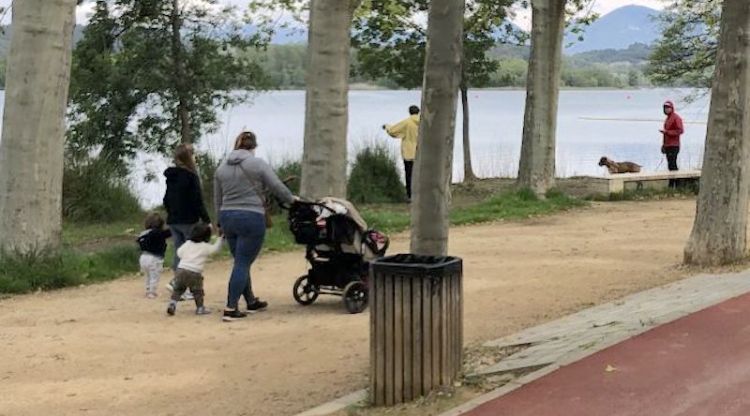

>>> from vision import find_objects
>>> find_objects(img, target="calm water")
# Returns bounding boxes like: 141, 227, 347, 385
0, 89, 712, 207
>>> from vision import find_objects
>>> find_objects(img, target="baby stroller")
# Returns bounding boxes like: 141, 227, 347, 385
288, 197, 389, 313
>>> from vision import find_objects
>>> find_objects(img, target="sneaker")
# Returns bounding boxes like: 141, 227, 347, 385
165, 280, 175, 292
222, 309, 247, 322
146, 292, 158, 299
195, 306, 211, 315
167, 303, 176, 316
246, 299, 268, 313
181, 292, 194, 301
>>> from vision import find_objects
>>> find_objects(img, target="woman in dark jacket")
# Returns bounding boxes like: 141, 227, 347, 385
163, 144, 212, 284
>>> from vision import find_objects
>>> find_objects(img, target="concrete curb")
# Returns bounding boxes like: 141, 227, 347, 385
293, 389, 367, 416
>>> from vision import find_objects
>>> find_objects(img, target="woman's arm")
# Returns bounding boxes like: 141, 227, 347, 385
259, 160, 294, 204
385, 119, 407, 139
213, 174, 223, 226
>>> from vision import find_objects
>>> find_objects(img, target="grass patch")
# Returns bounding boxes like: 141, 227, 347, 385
0, 245, 139, 294
3, 189, 585, 295
261, 189, 585, 253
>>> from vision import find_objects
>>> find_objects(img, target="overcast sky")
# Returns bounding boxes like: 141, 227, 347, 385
0, 0, 668, 28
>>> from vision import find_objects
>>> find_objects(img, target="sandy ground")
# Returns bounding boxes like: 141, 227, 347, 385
0, 199, 698, 416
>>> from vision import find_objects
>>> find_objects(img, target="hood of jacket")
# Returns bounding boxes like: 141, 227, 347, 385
226, 149, 255, 166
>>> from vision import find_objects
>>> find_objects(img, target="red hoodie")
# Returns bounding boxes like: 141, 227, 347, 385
662, 101, 684, 148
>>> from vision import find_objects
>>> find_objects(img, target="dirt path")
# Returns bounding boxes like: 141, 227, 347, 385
1, 200, 697, 416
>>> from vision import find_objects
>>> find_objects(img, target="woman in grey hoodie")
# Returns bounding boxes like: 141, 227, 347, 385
214, 131, 296, 322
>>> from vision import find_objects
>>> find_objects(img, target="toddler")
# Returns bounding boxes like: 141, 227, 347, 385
167, 223, 223, 316
137, 212, 172, 298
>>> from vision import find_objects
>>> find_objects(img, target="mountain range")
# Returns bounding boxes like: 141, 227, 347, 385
267, 5, 664, 54
0, 5, 664, 58
564, 5, 662, 54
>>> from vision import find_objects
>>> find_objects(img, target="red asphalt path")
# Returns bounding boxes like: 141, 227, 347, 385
466, 293, 750, 416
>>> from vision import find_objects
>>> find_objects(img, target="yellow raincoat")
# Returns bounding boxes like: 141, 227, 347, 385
385, 114, 420, 161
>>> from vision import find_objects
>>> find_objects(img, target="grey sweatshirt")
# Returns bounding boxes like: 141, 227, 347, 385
213, 150, 294, 220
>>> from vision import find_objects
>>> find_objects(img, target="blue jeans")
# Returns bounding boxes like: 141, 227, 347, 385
220, 210, 266, 309
169, 223, 195, 271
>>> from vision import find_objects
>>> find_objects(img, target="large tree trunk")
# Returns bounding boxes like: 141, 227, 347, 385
460, 83, 477, 182
0, 0, 77, 253
410, 0, 464, 256
517, 0, 566, 196
684, 0, 750, 266
170, 0, 192, 144
300, 0, 361, 200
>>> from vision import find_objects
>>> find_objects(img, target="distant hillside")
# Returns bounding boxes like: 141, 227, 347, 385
565, 5, 662, 54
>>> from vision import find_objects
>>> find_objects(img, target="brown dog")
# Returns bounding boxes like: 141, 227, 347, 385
598, 157, 642, 174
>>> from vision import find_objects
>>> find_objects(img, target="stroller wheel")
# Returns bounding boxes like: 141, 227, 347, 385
343, 281, 368, 314
293, 275, 319, 306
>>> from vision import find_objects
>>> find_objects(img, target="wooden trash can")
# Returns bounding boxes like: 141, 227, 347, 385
369, 254, 463, 406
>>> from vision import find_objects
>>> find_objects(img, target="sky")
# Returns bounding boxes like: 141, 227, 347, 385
0, 0, 668, 27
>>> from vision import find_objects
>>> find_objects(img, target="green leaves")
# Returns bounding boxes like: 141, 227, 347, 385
646, 0, 720, 88
352, 0, 521, 90
68, 0, 271, 167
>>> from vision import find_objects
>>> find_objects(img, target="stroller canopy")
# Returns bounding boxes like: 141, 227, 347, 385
316, 197, 368, 232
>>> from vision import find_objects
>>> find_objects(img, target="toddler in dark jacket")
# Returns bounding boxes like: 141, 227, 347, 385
137, 213, 172, 298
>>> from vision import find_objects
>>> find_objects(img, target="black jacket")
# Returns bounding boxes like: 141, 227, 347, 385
163, 167, 211, 225
137, 228, 172, 258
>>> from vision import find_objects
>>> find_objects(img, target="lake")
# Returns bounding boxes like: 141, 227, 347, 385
0, 88, 713, 207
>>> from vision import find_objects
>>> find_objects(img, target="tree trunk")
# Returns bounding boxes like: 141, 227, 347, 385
0, 0, 77, 253
684, 0, 750, 266
410, 0, 464, 256
171, 0, 192, 144
300, 0, 361, 200
460, 84, 477, 182
517, 0, 566, 196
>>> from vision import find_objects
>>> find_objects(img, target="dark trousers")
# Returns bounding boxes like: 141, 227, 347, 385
171, 268, 205, 308
665, 147, 679, 188
219, 210, 266, 310
404, 160, 414, 199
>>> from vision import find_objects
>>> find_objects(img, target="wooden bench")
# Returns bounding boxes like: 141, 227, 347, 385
585, 170, 701, 194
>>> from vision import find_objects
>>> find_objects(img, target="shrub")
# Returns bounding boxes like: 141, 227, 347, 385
63, 157, 142, 223
348, 143, 406, 204
274, 159, 301, 195
196, 152, 220, 216
0, 245, 140, 294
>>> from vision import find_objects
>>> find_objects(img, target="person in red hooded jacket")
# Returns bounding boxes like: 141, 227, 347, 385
660, 100, 684, 172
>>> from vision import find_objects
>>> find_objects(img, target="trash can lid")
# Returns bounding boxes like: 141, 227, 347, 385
371, 254, 463, 276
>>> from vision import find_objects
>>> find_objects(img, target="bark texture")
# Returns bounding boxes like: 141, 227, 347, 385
684, 0, 750, 266
171, 0, 192, 144
460, 84, 476, 182
517, 0, 566, 196
0, 0, 77, 253
410, 0, 464, 256
300, 0, 361, 200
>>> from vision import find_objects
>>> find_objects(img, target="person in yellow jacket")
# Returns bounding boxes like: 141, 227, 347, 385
382, 105, 420, 201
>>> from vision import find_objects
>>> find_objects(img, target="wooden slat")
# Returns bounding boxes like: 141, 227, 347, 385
458, 268, 464, 379
374, 271, 386, 405
369, 267, 377, 403
384, 274, 394, 406
394, 276, 404, 404
432, 276, 441, 388
453, 271, 461, 378
412, 277, 422, 400
402, 277, 413, 402
422, 277, 432, 395
440, 272, 449, 385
